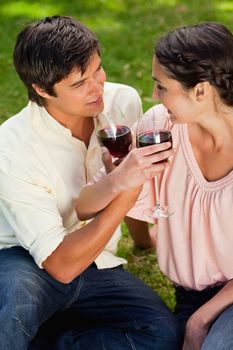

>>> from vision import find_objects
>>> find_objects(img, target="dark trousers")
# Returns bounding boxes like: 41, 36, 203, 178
0, 247, 182, 350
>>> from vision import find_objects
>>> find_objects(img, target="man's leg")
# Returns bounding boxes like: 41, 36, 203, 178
0, 246, 82, 350
201, 304, 233, 350
42, 265, 182, 350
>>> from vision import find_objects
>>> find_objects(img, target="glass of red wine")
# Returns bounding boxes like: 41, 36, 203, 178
136, 111, 173, 219
96, 107, 132, 160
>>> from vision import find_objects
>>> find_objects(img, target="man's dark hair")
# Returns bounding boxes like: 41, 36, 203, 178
13, 15, 100, 106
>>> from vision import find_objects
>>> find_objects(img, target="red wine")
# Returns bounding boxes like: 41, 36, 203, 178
137, 130, 172, 163
97, 125, 132, 158
137, 130, 172, 148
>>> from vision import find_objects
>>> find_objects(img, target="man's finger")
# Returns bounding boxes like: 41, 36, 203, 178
101, 147, 115, 173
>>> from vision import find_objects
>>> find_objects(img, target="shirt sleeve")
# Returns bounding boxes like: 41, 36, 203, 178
126, 180, 156, 224
0, 153, 67, 268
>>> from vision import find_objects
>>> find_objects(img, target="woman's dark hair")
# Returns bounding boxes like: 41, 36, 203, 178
155, 22, 233, 106
13, 15, 100, 106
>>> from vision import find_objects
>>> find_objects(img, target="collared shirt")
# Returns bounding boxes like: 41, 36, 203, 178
0, 82, 142, 268
128, 104, 233, 291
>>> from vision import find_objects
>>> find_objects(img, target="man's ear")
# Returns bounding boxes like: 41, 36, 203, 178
192, 81, 210, 102
32, 84, 50, 99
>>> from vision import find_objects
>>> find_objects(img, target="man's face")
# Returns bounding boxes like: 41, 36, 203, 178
44, 51, 106, 120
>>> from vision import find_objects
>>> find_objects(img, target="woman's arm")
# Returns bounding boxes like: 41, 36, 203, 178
182, 280, 233, 350
76, 142, 173, 220
124, 217, 156, 249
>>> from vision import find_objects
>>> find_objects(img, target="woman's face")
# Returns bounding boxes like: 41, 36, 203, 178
152, 56, 201, 124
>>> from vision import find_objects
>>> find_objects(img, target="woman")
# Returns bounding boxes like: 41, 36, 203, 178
76, 22, 233, 350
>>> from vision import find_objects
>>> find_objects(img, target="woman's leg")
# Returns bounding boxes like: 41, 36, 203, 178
201, 304, 233, 350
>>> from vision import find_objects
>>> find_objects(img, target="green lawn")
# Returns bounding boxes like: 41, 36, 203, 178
0, 0, 233, 308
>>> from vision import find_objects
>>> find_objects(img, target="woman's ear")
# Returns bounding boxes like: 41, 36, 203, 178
192, 81, 210, 102
32, 84, 50, 99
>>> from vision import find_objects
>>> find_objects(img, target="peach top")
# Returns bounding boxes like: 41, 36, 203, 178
128, 104, 233, 290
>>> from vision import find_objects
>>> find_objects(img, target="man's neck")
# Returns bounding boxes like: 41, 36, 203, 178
71, 117, 95, 146
44, 105, 95, 146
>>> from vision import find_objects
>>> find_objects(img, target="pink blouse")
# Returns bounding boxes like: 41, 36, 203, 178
128, 104, 233, 290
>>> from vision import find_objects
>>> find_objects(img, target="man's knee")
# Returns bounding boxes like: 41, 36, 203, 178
147, 316, 183, 348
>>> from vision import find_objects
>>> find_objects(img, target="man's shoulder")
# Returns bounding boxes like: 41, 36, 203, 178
104, 82, 140, 99
0, 104, 31, 151
0, 104, 29, 129
103, 82, 142, 124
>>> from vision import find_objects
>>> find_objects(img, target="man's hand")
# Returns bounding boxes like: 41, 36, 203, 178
109, 142, 174, 193
76, 142, 173, 221
101, 147, 116, 174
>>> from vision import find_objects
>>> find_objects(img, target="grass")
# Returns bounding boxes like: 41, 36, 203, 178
0, 0, 233, 309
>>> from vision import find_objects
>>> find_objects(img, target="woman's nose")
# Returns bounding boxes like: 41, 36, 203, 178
152, 86, 159, 100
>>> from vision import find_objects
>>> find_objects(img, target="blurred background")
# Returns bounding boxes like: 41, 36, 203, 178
0, 0, 232, 308
1, 0, 233, 121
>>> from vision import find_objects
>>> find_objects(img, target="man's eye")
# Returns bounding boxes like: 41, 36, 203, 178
75, 81, 85, 88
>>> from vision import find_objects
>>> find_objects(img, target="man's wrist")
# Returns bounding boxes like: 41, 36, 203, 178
106, 170, 125, 193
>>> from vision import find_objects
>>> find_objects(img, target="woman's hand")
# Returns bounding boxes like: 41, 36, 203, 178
182, 280, 233, 350
182, 311, 210, 350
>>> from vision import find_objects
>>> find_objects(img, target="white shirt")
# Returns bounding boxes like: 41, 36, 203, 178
0, 82, 142, 268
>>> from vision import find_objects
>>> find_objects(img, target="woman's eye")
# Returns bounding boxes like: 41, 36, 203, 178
157, 84, 164, 90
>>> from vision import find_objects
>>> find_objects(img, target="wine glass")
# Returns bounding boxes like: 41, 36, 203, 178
136, 111, 173, 219
96, 107, 132, 160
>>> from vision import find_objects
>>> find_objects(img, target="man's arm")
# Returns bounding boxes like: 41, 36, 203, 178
44, 143, 172, 281
76, 142, 173, 221
43, 186, 141, 283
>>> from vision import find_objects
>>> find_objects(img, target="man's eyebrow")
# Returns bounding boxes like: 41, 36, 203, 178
70, 60, 102, 88
70, 77, 88, 88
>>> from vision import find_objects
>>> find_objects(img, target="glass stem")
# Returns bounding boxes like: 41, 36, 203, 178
154, 176, 160, 207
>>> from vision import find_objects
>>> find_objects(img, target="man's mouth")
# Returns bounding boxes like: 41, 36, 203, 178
88, 96, 103, 105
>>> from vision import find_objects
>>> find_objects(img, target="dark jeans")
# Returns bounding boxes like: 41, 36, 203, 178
0, 247, 182, 350
175, 285, 233, 350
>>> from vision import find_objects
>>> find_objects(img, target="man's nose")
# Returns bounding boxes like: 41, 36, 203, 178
91, 72, 106, 93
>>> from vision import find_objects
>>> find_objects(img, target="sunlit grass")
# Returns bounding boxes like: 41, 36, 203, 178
0, 1, 62, 18
215, 1, 233, 11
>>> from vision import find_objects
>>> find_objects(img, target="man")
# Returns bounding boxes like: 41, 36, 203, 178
0, 16, 181, 349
